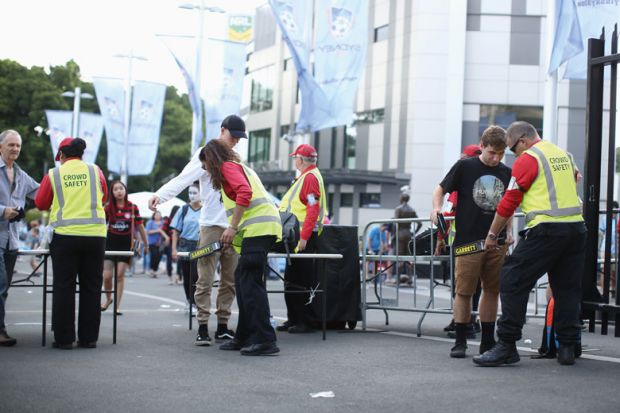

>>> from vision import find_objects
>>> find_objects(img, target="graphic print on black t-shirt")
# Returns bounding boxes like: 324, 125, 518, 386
472, 175, 505, 211
440, 157, 511, 246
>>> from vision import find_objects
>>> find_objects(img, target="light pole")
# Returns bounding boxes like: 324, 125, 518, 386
179, 1, 226, 154
61, 87, 94, 138
114, 50, 148, 184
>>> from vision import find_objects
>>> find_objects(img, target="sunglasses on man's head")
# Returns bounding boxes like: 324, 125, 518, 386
510, 134, 526, 153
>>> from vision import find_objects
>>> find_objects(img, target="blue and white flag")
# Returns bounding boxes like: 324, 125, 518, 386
204, 39, 247, 142
270, 0, 368, 132
128, 81, 166, 175
45, 110, 104, 164
78, 112, 104, 164
269, 0, 321, 132
160, 36, 204, 152
93, 77, 126, 174
549, 0, 620, 79
314, 0, 368, 130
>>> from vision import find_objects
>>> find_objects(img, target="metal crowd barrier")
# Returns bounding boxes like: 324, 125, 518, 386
11, 249, 133, 346
173, 251, 344, 341
361, 214, 551, 336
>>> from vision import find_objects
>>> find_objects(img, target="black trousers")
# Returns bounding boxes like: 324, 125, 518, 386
497, 222, 586, 344
149, 244, 162, 272
284, 232, 318, 326
180, 259, 198, 302
234, 235, 277, 345
50, 233, 105, 344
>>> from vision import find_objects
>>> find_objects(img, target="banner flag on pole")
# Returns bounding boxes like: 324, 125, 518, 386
549, 0, 620, 79
45, 110, 104, 165
203, 39, 248, 142
93, 77, 126, 174
270, 0, 368, 132
314, 0, 368, 130
160, 36, 204, 152
128, 80, 167, 175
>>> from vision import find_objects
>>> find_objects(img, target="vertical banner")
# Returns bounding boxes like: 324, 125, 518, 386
549, 0, 620, 79
45, 110, 104, 164
77, 113, 104, 164
128, 81, 166, 175
314, 0, 368, 130
204, 39, 248, 142
228, 14, 254, 43
269, 0, 322, 132
160, 36, 203, 152
93, 77, 126, 174
44, 110, 72, 161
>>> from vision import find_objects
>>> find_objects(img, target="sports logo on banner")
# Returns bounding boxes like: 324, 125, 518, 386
228, 14, 253, 43
329, 7, 353, 38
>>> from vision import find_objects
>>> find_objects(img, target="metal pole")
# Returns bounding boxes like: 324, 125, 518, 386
71, 86, 81, 138
121, 52, 134, 185
542, 0, 558, 144
191, 0, 205, 154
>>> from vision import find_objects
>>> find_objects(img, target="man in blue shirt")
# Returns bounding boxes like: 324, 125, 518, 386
0, 130, 39, 346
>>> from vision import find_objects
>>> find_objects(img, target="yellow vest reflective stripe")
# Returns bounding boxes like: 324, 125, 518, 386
521, 141, 583, 228
279, 167, 326, 235
221, 162, 281, 253
49, 161, 106, 237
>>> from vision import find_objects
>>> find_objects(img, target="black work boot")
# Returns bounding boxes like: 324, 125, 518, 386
557, 343, 576, 366
473, 339, 520, 367
450, 323, 468, 358
479, 322, 497, 355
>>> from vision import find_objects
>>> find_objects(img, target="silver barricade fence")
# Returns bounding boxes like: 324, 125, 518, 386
13, 249, 134, 346
361, 213, 548, 336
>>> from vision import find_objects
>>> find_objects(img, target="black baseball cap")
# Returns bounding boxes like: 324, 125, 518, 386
221, 115, 247, 139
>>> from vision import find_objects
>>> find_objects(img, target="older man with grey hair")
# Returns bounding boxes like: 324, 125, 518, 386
0, 130, 39, 346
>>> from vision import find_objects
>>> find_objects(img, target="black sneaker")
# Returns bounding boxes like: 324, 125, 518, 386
215, 325, 235, 341
447, 326, 476, 339
276, 320, 293, 332
450, 342, 467, 358
443, 319, 456, 332
240, 342, 280, 356
219, 338, 243, 351
195, 325, 212, 346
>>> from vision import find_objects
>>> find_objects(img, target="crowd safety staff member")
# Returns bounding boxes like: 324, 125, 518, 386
276, 144, 326, 334
35, 137, 108, 350
474, 121, 586, 367
199, 139, 282, 356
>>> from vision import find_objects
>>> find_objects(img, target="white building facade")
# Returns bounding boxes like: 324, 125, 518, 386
243, 0, 596, 226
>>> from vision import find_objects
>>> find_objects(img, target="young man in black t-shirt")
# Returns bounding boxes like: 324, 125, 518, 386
431, 125, 512, 358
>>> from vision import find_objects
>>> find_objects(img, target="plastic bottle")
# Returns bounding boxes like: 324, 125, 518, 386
269, 315, 277, 330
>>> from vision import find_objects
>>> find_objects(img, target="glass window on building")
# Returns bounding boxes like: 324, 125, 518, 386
479, 105, 543, 137
340, 193, 353, 207
360, 193, 381, 208
250, 65, 274, 113
374, 25, 389, 42
248, 128, 271, 163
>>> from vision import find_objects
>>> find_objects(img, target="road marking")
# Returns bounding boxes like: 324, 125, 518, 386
381, 330, 620, 364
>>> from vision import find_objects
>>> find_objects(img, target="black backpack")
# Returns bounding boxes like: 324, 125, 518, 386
272, 211, 300, 264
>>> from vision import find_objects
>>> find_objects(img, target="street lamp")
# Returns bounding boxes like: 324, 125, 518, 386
114, 51, 148, 184
61, 87, 94, 138
179, 1, 226, 154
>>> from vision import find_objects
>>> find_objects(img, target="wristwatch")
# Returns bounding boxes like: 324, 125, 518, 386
487, 232, 497, 241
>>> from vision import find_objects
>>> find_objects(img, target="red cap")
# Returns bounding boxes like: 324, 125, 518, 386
55, 137, 74, 161
290, 144, 318, 158
462, 144, 481, 157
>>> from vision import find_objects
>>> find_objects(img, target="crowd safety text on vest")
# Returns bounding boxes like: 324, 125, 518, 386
62, 173, 89, 188
548, 156, 571, 172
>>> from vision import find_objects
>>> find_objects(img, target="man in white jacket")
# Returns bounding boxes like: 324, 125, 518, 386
149, 115, 246, 346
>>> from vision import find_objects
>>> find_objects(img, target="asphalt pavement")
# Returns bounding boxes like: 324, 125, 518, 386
1, 255, 619, 413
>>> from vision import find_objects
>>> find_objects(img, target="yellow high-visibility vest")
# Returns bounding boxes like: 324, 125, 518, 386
48, 160, 106, 237
521, 141, 583, 228
279, 167, 326, 236
221, 162, 281, 253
